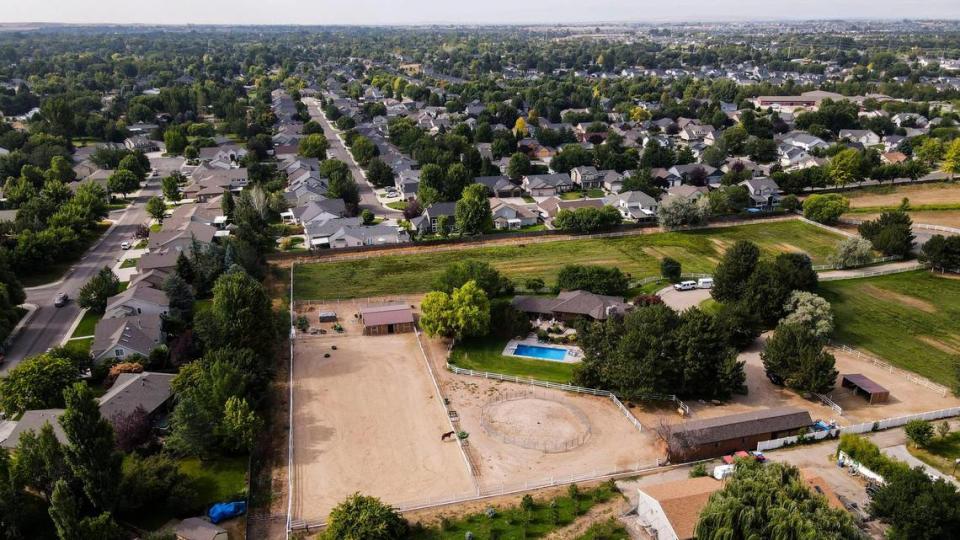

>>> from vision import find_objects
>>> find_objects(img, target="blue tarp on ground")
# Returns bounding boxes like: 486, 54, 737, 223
208, 501, 246, 524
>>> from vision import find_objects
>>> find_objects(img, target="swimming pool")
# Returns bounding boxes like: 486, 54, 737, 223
513, 344, 568, 361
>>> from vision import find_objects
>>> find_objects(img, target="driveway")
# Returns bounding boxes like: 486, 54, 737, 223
882, 445, 960, 486
304, 98, 401, 218
657, 286, 712, 312
1, 177, 160, 372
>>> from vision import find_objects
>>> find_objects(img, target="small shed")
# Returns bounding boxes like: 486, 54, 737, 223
317, 310, 338, 323
841, 374, 890, 404
174, 517, 227, 540
360, 304, 415, 336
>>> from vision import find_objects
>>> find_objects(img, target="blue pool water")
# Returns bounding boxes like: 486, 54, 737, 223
514, 344, 568, 361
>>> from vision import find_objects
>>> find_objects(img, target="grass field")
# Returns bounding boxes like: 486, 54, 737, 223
178, 455, 248, 504
909, 431, 960, 480
410, 482, 619, 540
71, 310, 101, 338
449, 338, 577, 384
820, 271, 960, 387
293, 220, 843, 300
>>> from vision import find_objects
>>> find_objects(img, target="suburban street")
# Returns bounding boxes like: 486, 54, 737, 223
0, 177, 160, 373
305, 97, 402, 218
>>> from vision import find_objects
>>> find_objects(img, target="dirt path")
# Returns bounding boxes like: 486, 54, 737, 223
541, 495, 630, 540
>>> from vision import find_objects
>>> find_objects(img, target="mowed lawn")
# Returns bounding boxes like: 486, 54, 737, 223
294, 220, 842, 300
820, 271, 960, 387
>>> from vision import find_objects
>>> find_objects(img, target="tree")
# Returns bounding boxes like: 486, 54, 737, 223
762, 322, 838, 394
554, 206, 622, 233
921, 234, 960, 272
869, 462, 960, 540
657, 196, 710, 229
324, 493, 409, 540
780, 291, 834, 340
711, 240, 759, 303
828, 148, 864, 186
507, 152, 531, 181
11, 421, 69, 499
433, 260, 513, 297
107, 169, 139, 199
146, 196, 166, 223
49, 479, 125, 540
0, 352, 78, 415
111, 406, 151, 452
166, 389, 218, 458
944, 138, 960, 180
660, 257, 681, 283
163, 127, 188, 155
829, 236, 874, 269
161, 174, 182, 202
905, 419, 935, 448
298, 133, 329, 159
556, 265, 629, 296
420, 281, 490, 339
349, 136, 378, 167
454, 184, 492, 236
194, 269, 277, 360
221, 396, 262, 452
695, 461, 860, 540
77, 267, 120, 314
60, 383, 122, 511
366, 157, 394, 188
802, 193, 849, 224
915, 137, 945, 169
859, 210, 915, 257
117, 154, 147, 181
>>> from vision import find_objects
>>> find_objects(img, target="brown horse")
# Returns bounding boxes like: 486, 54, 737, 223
440, 430, 456, 441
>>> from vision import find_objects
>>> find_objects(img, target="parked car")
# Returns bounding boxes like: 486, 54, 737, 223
673, 280, 697, 291
120, 241, 131, 250
54, 293, 69, 307
697, 277, 714, 289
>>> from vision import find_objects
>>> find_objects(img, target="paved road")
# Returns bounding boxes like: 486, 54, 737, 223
657, 286, 712, 311
304, 98, 401, 218
1, 178, 160, 373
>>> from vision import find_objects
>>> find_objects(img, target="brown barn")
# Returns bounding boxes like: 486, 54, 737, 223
360, 304, 415, 336
665, 407, 812, 462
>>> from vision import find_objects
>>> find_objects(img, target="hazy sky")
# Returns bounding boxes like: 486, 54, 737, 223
5, 0, 960, 25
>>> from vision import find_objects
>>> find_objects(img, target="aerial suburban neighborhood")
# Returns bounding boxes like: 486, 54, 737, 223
1, 5, 960, 540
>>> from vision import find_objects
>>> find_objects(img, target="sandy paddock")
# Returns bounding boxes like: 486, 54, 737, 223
290, 327, 475, 524
422, 338, 664, 493
629, 337, 960, 431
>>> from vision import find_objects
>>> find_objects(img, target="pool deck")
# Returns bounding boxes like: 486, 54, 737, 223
502, 336, 583, 364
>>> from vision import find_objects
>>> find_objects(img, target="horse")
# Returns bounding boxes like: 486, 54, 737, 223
440, 430, 456, 441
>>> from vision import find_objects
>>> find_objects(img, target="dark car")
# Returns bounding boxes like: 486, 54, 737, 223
54, 293, 69, 307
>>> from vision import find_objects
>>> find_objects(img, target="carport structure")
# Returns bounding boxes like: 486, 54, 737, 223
841, 374, 890, 404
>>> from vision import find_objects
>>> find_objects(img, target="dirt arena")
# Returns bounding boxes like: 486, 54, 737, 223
421, 339, 664, 492
290, 325, 475, 524
629, 336, 960, 431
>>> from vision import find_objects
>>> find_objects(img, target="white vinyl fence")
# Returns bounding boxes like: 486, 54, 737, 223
757, 407, 960, 452
833, 344, 950, 397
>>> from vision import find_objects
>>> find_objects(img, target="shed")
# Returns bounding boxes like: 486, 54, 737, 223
317, 310, 338, 323
841, 374, 890, 404
360, 304, 415, 336
174, 517, 228, 540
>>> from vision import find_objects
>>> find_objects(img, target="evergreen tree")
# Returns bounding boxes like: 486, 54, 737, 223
60, 383, 122, 511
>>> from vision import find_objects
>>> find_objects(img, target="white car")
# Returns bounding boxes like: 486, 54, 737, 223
673, 280, 697, 291
120, 241, 131, 250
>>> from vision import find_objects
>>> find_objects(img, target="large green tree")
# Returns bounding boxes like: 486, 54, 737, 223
194, 269, 277, 360
454, 183, 492, 236
324, 493, 409, 540
77, 267, 120, 315
0, 352, 78, 415
711, 240, 760, 303
59, 383, 122, 512
761, 322, 838, 394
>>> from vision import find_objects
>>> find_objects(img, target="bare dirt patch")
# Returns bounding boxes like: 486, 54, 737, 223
847, 182, 960, 208
861, 284, 937, 313
919, 336, 960, 355
482, 395, 592, 453
290, 325, 475, 524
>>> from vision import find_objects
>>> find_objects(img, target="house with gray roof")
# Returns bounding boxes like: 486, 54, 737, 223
411, 202, 458, 234
522, 173, 575, 197
98, 372, 175, 424
473, 175, 522, 198
328, 224, 411, 248
604, 191, 659, 220
0, 409, 67, 449
512, 290, 630, 323
91, 314, 164, 363
104, 283, 170, 319
739, 177, 782, 208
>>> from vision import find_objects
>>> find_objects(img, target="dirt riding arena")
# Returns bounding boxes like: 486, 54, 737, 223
421, 339, 664, 493
290, 304, 475, 525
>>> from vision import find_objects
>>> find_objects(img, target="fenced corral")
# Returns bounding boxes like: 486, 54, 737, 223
480, 390, 593, 453
833, 343, 950, 397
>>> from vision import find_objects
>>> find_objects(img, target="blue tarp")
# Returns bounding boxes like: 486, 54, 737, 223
208, 501, 247, 524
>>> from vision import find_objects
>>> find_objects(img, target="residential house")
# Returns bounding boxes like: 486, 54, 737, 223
601, 170, 625, 193
283, 197, 347, 225
411, 202, 457, 234
490, 199, 539, 229
570, 166, 603, 189
839, 129, 882, 147
283, 175, 330, 207
881, 151, 908, 165
328, 223, 411, 248
304, 217, 362, 248
537, 197, 604, 220
512, 290, 630, 323
636, 477, 722, 540
98, 371, 175, 425
679, 123, 716, 142
661, 184, 709, 206
104, 283, 170, 319
522, 173, 574, 197
474, 175, 523, 198
739, 177, 782, 208
124, 135, 159, 152
0, 410, 68, 449
604, 191, 659, 220
148, 221, 218, 255
667, 164, 721, 186
91, 314, 165, 363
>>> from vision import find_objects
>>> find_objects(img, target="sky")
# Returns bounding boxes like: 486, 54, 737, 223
4, 0, 960, 26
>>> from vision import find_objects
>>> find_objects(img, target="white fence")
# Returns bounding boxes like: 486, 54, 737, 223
915, 223, 960, 235
811, 254, 902, 272
819, 262, 928, 281
814, 392, 843, 416
444, 364, 684, 432
291, 461, 665, 532
797, 216, 858, 238
756, 406, 960, 452
833, 344, 950, 397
